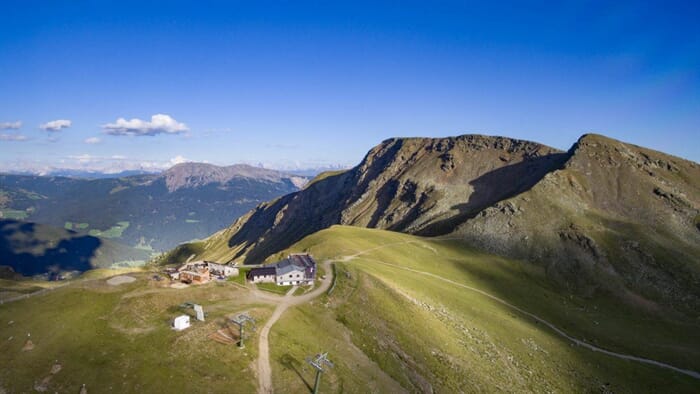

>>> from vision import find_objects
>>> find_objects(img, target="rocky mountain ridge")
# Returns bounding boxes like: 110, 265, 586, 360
457, 134, 700, 311
179, 133, 700, 314
196, 134, 569, 264
161, 163, 308, 191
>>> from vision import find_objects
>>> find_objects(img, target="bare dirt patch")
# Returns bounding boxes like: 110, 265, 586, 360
209, 327, 237, 345
106, 275, 136, 286
22, 339, 34, 351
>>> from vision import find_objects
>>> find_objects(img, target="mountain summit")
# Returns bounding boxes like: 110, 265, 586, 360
162, 163, 307, 191
178, 133, 700, 313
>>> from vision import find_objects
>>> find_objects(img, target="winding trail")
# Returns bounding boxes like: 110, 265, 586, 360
1, 286, 60, 304
255, 239, 699, 393
350, 254, 700, 381
256, 261, 333, 394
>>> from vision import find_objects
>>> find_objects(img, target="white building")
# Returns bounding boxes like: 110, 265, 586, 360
275, 259, 307, 285
173, 315, 191, 331
246, 253, 317, 286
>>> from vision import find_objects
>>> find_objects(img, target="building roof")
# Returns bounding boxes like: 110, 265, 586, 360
273, 254, 316, 277
247, 266, 276, 278
276, 261, 305, 276
245, 254, 316, 280
290, 254, 316, 268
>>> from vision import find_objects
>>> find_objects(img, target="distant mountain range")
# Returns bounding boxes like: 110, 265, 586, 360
0, 163, 308, 253
173, 134, 700, 315
0, 164, 344, 179
41, 169, 161, 179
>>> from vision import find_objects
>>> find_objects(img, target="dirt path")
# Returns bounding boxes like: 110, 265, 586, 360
1, 283, 69, 304
358, 257, 700, 380
1, 270, 148, 304
256, 261, 333, 394
256, 238, 700, 394
330, 238, 700, 380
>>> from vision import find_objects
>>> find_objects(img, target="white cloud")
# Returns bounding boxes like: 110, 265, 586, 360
40, 119, 72, 131
44, 154, 189, 173
68, 154, 97, 163
102, 114, 188, 136
0, 121, 22, 130
169, 155, 189, 165
0, 133, 28, 141
84, 136, 101, 144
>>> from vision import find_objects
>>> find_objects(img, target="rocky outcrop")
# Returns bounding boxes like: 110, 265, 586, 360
456, 134, 700, 312
211, 135, 567, 264
186, 133, 700, 313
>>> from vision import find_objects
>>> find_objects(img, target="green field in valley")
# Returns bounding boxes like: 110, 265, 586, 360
88, 221, 130, 238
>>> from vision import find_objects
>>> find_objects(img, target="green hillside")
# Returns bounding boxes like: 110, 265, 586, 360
4, 226, 697, 392
272, 226, 700, 392
0, 273, 263, 393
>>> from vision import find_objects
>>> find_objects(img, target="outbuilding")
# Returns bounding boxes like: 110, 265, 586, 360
247, 266, 277, 283
173, 315, 191, 331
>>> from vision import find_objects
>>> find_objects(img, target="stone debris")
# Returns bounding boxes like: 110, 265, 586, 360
50, 363, 62, 375
22, 339, 34, 351
33, 362, 62, 392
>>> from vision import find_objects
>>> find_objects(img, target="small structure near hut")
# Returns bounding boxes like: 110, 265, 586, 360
169, 260, 239, 284
173, 315, 191, 331
247, 266, 277, 284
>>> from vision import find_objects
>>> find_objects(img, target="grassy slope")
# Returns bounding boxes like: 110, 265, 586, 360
2, 225, 699, 392
269, 226, 700, 393
302, 169, 349, 189
0, 273, 266, 393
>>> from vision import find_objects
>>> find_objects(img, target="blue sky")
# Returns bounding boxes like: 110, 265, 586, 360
1, 1, 698, 173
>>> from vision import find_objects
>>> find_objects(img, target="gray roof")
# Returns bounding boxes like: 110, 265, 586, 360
276, 260, 304, 276
247, 266, 276, 278
274, 254, 316, 276
289, 254, 316, 269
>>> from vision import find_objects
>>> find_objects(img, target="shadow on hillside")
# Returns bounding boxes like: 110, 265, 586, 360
358, 238, 700, 389
417, 153, 569, 236
227, 170, 353, 265
0, 219, 101, 277
226, 152, 570, 265
279, 353, 313, 392
367, 179, 399, 228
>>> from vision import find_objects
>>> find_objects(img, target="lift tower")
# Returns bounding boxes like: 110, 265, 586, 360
230, 313, 256, 349
306, 352, 334, 394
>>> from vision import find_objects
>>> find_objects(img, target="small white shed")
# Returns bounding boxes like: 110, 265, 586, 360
173, 315, 190, 331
